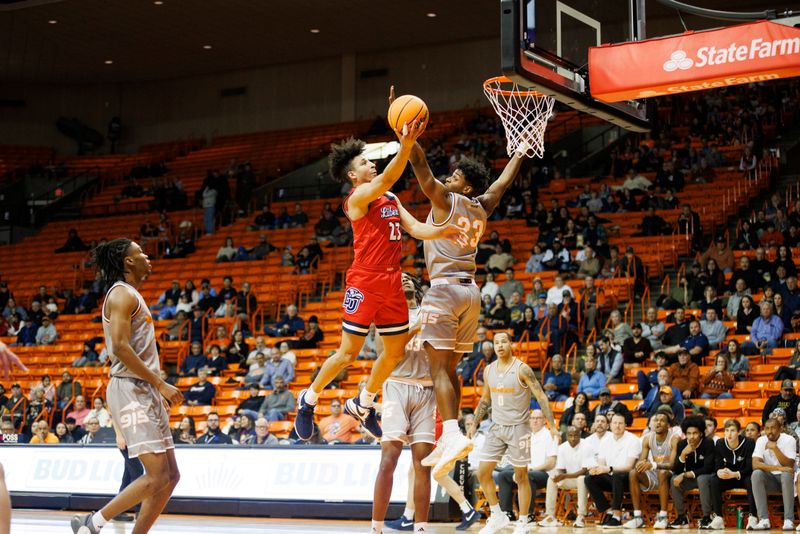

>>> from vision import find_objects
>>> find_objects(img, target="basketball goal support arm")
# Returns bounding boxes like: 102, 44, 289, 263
477, 152, 525, 217
653, 0, 778, 21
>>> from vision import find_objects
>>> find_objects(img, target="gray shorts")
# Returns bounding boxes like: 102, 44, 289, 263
418, 282, 481, 353
640, 470, 659, 491
479, 422, 531, 468
381, 380, 436, 445
106, 376, 174, 458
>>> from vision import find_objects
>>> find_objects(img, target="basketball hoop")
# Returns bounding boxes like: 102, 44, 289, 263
483, 76, 555, 159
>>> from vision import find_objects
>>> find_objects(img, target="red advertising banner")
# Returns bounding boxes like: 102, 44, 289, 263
589, 21, 800, 103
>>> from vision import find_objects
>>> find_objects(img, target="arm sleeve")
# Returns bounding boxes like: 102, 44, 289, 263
610, 353, 623, 379
672, 443, 687, 474
698, 441, 716, 475
740, 442, 754, 477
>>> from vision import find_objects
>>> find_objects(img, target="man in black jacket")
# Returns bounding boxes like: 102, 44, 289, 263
696, 419, 756, 529
762, 379, 800, 425
196, 412, 233, 445
669, 416, 715, 528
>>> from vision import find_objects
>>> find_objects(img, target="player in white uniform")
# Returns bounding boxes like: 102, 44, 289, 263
396, 86, 531, 479
468, 332, 557, 534
0, 342, 26, 534
71, 239, 183, 534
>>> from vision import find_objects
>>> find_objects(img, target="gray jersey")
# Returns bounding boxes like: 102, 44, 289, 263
389, 307, 432, 385
424, 192, 487, 279
103, 281, 160, 379
647, 429, 677, 465
486, 358, 530, 426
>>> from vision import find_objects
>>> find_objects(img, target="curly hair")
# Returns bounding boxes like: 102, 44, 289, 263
93, 238, 133, 290
329, 137, 365, 184
456, 157, 490, 197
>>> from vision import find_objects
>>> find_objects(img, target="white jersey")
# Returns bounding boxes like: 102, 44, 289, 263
424, 192, 487, 279
102, 281, 160, 379
388, 307, 432, 386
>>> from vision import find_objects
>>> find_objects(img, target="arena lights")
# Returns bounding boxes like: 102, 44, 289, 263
310, 28, 320, 34
47, 20, 57, 24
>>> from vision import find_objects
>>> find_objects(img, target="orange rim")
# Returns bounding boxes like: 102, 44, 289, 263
483, 75, 548, 98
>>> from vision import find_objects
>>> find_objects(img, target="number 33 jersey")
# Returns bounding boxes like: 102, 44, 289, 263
424, 192, 486, 279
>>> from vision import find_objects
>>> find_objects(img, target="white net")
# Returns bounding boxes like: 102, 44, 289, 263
483, 76, 556, 159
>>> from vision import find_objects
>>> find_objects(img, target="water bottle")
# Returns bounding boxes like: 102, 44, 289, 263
737, 507, 743, 529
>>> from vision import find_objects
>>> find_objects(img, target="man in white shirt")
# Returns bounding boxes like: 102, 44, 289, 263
539, 426, 588, 528
583, 413, 642, 528
545, 276, 573, 307
751, 418, 796, 530
495, 409, 557, 523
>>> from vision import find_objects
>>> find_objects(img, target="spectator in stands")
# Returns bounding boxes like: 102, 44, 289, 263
637, 206, 670, 237
577, 355, 605, 399
744, 301, 784, 354
605, 311, 632, 349
622, 323, 652, 365
774, 347, 800, 381
225, 330, 248, 367
535, 304, 566, 357
202, 184, 217, 235
5, 384, 25, 427
701, 261, 727, 297
512, 306, 537, 341
592, 388, 633, 425
724, 339, 750, 381
313, 208, 340, 240
700, 235, 735, 273
319, 399, 359, 443
773, 293, 792, 331
181, 341, 209, 376
55, 228, 90, 253
645, 385, 685, 423
329, 219, 353, 247
726, 279, 751, 320
260, 347, 295, 389
56, 371, 82, 410
559, 391, 591, 431
161, 310, 189, 342
357, 324, 381, 361
264, 304, 304, 337
699, 355, 735, 399
641, 307, 665, 350
762, 379, 800, 425
251, 205, 276, 230
184, 369, 216, 406
214, 297, 236, 319
735, 220, 760, 250
2, 298, 27, 321
54, 422, 74, 443
541, 239, 572, 273
525, 245, 546, 273
486, 243, 515, 274
781, 276, 800, 314
252, 417, 279, 446
278, 340, 297, 366
751, 417, 796, 530
700, 309, 727, 348
25, 386, 52, 431
484, 294, 511, 329
216, 237, 236, 262
637, 355, 672, 403
30, 374, 55, 405
76, 417, 102, 444
576, 246, 601, 278
677, 204, 702, 252
63, 416, 84, 442
596, 336, 623, 385
288, 202, 308, 228
66, 395, 91, 427
584, 413, 642, 528
172, 416, 197, 445
86, 397, 112, 427
542, 354, 571, 402
29, 420, 59, 444
545, 276, 573, 306
258, 376, 295, 422
735, 295, 758, 335
204, 344, 228, 376
188, 307, 208, 344
27, 300, 45, 325
499, 269, 525, 304
664, 320, 709, 364
152, 280, 181, 312
480, 271, 499, 301
244, 353, 267, 384
236, 383, 265, 418
196, 412, 233, 445
669, 349, 700, 400
669, 415, 716, 528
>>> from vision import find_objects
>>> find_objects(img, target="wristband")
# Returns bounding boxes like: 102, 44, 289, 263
652, 461, 658, 470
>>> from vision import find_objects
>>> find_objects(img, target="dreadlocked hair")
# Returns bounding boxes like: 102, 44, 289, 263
456, 157, 490, 196
329, 137, 365, 184
93, 238, 132, 291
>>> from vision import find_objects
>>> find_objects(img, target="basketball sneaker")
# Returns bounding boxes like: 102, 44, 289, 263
432, 432, 473, 479
479, 512, 510, 534
421, 443, 442, 467
456, 507, 482, 530
709, 515, 725, 530
384, 515, 414, 531
344, 396, 382, 439
294, 389, 316, 441
71, 513, 101, 533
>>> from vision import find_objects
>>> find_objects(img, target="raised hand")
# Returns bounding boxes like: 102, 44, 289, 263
0, 341, 27, 379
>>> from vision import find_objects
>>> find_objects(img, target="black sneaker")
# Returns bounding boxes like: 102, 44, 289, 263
698, 516, 712, 529
669, 515, 689, 529
605, 516, 623, 528
599, 513, 612, 527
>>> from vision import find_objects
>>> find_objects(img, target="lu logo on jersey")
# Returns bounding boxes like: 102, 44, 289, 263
343, 287, 365, 314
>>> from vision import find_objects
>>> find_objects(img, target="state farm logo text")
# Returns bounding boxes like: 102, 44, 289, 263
663, 37, 799, 72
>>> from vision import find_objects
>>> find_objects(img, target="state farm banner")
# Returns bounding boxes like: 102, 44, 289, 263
589, 21, 800, 102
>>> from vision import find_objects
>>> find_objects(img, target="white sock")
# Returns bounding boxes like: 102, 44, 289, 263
659, 510, 667, 517
634, 510, 642, 517
414, 522, 427, 532
359, 389, 377, 408
403, 507, 415, 519
371, 519, 383, 533
518, 515, 529, 524
458, 500, 472, 513
92, 511, 108, 529
490, 503, 503, 515
442, 419, 460, 437
305, 388, 319, 405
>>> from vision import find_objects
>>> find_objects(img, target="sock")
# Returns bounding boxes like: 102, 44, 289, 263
359, 389, 377, 408
442, 419, 460, 437
490, 504, 502, 516
458, 500, 472, 513
414, 522, 427, 532
91, 511, 108, 529
659, 510, 667, 517
403, 507, 415, 519
305, 388, 319, 405
518, 515, 529, 524
634, 510, 642, 517
371, 519, 383, 533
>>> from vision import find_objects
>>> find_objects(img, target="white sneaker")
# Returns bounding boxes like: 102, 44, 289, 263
795, 523, 800, 531
654, 514, 669, 529
478, 513, 511, 534
783, 520, 794, 531
752, 519, 771, 531
624, 516, 645, 529
746, 516, 758, 530
512, 519, 530, 534
421, 443, 442, 467
574, 516, 585, 528
538, 516, 562, 528
432, 432, 474, 479
709, 515, 725, 530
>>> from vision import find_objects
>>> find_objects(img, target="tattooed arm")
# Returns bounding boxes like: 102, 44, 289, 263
520, 363, 559, 441
468, 381, 491, 439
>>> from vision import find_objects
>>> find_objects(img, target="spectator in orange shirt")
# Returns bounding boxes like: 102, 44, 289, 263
29, 420, 59, 444
699, 235, 734, 273
318, 399, 359, 443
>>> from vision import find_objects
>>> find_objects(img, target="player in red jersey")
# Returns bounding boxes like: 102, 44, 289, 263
294, 123, 465, 441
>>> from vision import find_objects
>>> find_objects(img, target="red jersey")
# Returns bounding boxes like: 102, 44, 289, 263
344, 191, 402, 268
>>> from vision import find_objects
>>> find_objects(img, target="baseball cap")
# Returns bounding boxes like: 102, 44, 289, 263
599, 387, 611, 396
309, 315, 319, 324
632, 322, 642, 330
659, 386, 672, 395
781, 379, 795, 390
538, 293, 547, 299
771, 407, 787, 418
678, 347, 690, 355
10, 383, 20, 389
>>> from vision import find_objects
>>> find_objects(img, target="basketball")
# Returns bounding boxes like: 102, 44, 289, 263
387, 94, 429, 132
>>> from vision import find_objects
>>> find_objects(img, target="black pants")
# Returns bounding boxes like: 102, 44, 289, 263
496, 467, 549, 516
708, 476, 754, 516
774, 366, 800, 381
585, 472, 630, 512
119, 447, 144, 512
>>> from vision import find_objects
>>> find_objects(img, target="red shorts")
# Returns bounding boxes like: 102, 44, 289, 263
342, 266, 408, 337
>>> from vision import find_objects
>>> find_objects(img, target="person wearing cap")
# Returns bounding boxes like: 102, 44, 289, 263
762, 379, 800, 425
591, 388, 633, 426
530, 292, 548, 321
646, 386, 686, 424
750, 417, 796, 530
744, 301, 785, 355
622, 323, 653, 365
668, 415, 716, 528
699, 235, 735, 273
34, 316, 57, 346
641, 368, 683, 411
668, 349, 700, 400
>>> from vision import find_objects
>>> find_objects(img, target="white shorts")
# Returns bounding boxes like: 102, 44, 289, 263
479, 422, 531, 468
381, 380, 436, 445
106, 376, 174, 458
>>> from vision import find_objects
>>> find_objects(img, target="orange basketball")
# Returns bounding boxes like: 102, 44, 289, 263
387, 94, 429, 132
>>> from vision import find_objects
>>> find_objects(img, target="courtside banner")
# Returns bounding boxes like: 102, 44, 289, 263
588, 21, 800, 102
1, 445, 435, 502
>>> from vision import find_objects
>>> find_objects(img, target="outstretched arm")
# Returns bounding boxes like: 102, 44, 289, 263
520, 363, 558, 438
0, 342, 27, 380
469, 381, 491, 438
396, 197, 467, 244
476, 151, 525, 216
409, 142, 451, 212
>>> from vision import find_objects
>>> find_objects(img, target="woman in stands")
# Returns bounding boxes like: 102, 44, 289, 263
560, 391, 592, 431
774, 346, 800, 381
736, 295, 757, 335
724, 339, 750, 381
